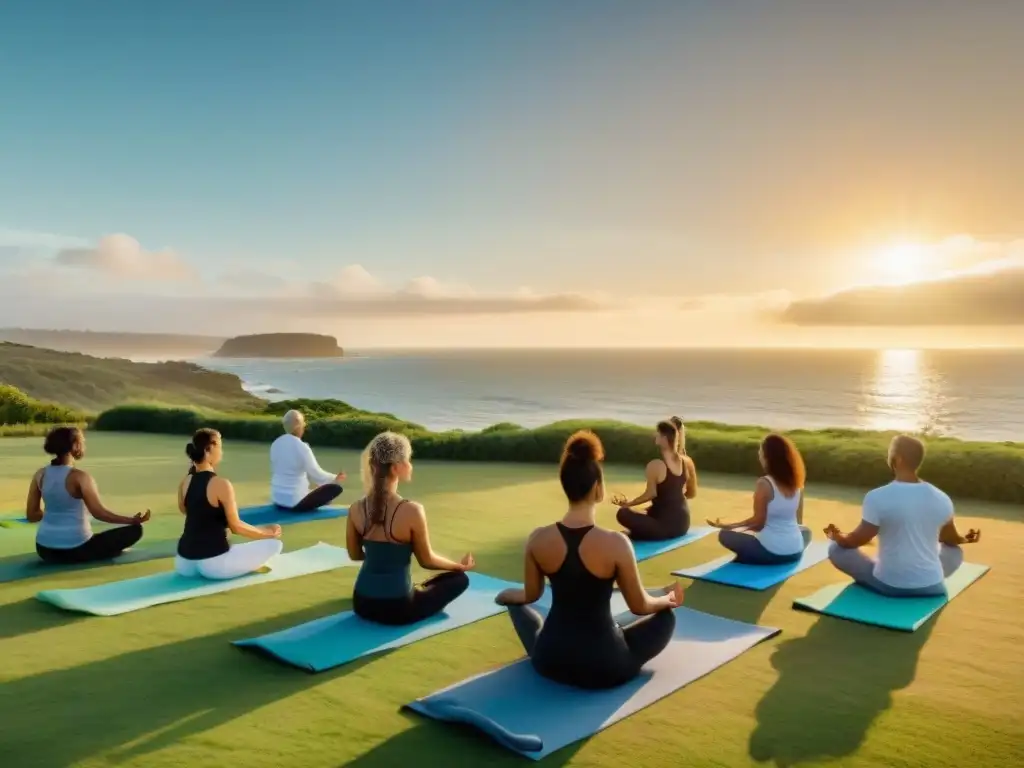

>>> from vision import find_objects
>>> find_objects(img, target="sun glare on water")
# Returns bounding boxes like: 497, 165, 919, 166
875, 241, 928, 285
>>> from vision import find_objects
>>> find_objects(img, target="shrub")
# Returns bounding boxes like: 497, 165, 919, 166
92, 404, 1024, 504
0, 384, 88, 425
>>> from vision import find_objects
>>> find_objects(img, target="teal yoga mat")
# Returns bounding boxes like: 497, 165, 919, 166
631, 526, 715, 561
671, 541, 831, 591
792, 562, 990, 632
36, 542, 354, 616
406, 605, 781, 759
234, 572, 520, 672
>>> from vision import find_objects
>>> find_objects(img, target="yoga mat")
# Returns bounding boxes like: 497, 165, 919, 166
3, 504, 347, 528
630, 526, 715, 562
0, 540, 178, 584
671, 541, 831, 591
36, 542, 354, 616
238, 504, 347, 526
792, 561, 990, 632
406, 606, 780, 759
234, 572, 520, 672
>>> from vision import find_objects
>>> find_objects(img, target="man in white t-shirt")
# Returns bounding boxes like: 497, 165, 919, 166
270, 410, 347, 511
824, 435, 980, 597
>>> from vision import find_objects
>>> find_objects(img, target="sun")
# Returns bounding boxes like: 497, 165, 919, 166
875, 241, 928, 285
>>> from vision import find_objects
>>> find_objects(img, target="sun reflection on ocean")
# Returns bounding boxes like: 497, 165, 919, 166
858, 349, 948, 434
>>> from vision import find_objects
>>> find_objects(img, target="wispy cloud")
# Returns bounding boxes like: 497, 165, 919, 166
0, 227, 91, 251
214, 264, 608, 316
54, 234, 197, 281
782, 238, 1024, 326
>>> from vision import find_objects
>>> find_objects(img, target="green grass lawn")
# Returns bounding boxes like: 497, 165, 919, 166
0, 433, 1020, 768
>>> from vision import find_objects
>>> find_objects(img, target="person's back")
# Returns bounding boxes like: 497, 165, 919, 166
533, 524, 626, 685
352, 500, 415, 600
865, 480, 952, 589
270, 433, 308, 505
36, 465, 91, 549
178, 470, 230, 560
757, 477, 803, 555
649, 461, 686, 517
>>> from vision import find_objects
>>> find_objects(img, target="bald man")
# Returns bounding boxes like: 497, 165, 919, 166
824, 435, 980, 597
269, 410, 347, 512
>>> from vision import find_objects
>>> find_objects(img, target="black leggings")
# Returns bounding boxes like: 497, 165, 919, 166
353, 570, 470, 626
36, 524, 144, 565
508, 604, 676, 689
617, 505, 690, 541
285, 483, 343, 512
718, 527, 812, 565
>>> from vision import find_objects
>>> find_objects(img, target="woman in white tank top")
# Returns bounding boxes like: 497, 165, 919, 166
707, 434, 812, 564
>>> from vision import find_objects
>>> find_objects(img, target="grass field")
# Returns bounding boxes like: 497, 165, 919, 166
0, 433, 1021, 768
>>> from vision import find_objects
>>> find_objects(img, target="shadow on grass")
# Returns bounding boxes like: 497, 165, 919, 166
681, 579, 782, 625
0, 597, 89, 640
749, 616, 936, 765
0, 598, 388, 767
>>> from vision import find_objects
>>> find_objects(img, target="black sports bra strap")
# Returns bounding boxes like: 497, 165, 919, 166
388, 499, 408, 541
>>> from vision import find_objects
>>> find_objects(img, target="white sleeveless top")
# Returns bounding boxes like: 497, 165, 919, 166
755, 476, 804, 556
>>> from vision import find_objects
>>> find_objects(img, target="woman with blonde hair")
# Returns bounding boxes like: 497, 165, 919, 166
346, 431, 473, 625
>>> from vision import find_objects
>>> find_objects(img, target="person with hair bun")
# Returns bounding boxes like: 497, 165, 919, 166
496, 430, 683, 690
707, 433, 812, 564
26, 426, 150, 564
612, 417, 697, 541
346, 431, 472, 625
174, 428, 283, 580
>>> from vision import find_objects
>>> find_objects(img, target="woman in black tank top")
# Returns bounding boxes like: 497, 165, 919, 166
174, 429, 284, 580
495, 431, 682, 689
613, 418, 697, 541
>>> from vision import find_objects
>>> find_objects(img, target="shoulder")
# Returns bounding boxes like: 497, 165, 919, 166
645, 458, 666, 475
755, 475, 774, 495
863, 483, 892, 503
596, 527, 634, 555
925, 482, 954, 507
398, 499, 425, 519
210, 475, 234, 493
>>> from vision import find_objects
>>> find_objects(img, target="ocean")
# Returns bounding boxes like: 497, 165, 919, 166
198, 348, 1024, 443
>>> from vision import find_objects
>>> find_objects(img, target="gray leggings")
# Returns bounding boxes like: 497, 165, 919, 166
827, 542, 964, 597
718, 526, 812, 565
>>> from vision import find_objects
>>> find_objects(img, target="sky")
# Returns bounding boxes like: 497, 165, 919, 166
1, 1, 1022, 348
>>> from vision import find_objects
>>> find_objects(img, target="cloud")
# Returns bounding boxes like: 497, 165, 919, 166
678, 289, 791, 314
781, 261, 1024, 326
54, 234, 196, 281
211, 264, 607, 316
0, 227, 90, 251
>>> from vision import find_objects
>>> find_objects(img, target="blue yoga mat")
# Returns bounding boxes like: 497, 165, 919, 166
630, 526, 715, 562
238, 504, 347, 526
792, 561, 990, 632
234, 572, 520, 672
671, 541, 831, 591
407, 606, 780, 759
36, 542, 354, 616
2, 504, 346, 528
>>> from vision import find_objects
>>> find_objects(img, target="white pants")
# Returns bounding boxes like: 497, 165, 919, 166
174, 539, 283, 581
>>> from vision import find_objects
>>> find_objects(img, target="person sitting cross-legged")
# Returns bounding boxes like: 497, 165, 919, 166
825, 434, 980, 597
270, 409, 346, 512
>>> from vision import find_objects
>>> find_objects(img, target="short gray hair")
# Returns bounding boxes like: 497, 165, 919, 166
282, 409, 305, 434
